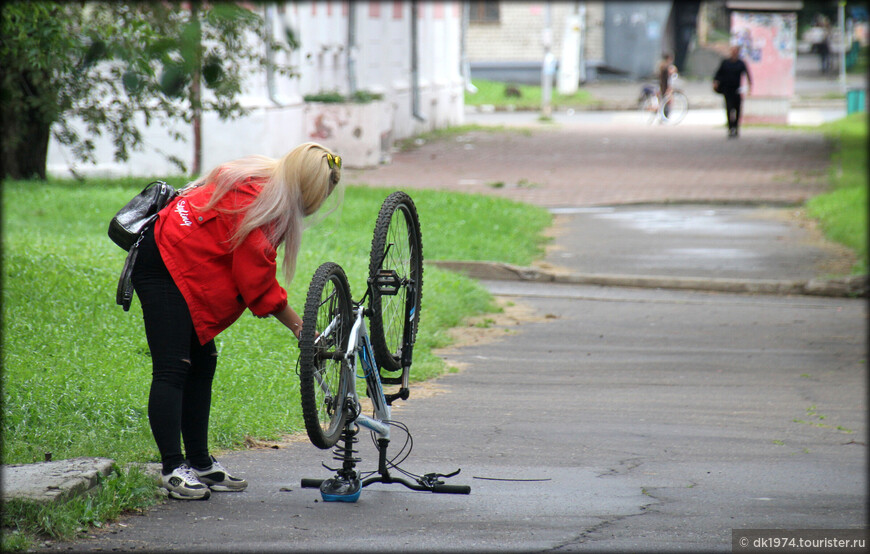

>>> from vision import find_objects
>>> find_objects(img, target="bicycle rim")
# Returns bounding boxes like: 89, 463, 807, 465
639, 95, 658, 124
368, 191, 423, 372
661, 92, 688, 125
299, 262, 352, 449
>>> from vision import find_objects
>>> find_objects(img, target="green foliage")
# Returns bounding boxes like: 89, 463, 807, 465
805, 113, 868, 274
303, 90, 385, 104
351, 90, 385, 103
465, 78, 597, 110
303, 90, 346, 103
0, 2, 294, 179
1, 182, 549, 466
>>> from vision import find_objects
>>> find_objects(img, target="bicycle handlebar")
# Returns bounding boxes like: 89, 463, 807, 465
431, 483, 471, 494
303, 477, 470, 495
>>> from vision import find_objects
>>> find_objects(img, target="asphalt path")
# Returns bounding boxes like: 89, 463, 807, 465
540, 205, 856, 282
43, 279, 866, 552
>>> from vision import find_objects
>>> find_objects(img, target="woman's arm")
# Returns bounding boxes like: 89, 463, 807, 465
272, 303, 304, 339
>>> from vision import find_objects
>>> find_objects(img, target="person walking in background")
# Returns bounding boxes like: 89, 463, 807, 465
816, 16, 832, 74
713, 45, 752, 138
132, 142, 342, 500
657, 52, 678, 120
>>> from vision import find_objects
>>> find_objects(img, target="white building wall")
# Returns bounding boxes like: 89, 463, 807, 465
585, 3, 606, 64
465, 1, 606, 71
46, 1, 463, 178
467, 2, 571, 62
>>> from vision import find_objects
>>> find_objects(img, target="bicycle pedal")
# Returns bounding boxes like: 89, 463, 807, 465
374, 269, 401, 295
319, 476, 361, 503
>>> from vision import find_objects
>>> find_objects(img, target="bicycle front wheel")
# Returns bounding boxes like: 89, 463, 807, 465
660, 91, 688, 125
299, 262, 353, 449
638, 93, 658, 121
368, 191, 423, 372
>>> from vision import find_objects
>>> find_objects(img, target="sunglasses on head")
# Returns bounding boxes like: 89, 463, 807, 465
325, 152, 342, 170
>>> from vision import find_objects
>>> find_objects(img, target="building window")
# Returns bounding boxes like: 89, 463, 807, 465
469, 1, 499, 23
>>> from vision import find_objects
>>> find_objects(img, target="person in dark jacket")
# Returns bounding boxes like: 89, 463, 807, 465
713, 45, 753, 138
132, 142, 342, 500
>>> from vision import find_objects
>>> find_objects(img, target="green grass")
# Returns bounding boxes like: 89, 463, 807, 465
805, 112, 868, 274
465, 78, 598, 110
395, 123, 533, 151
1, 466, 161, 549
1, 179, 550, 549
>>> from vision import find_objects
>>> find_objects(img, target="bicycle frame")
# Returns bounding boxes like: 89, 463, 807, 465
342, 302, 392, 439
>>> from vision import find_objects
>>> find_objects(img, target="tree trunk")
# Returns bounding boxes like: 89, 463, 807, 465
1, 110, 51, 182
1, 71, 52, 181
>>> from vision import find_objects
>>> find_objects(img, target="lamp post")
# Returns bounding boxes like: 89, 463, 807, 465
838, 0, 847, 94
541, 1, 553, 118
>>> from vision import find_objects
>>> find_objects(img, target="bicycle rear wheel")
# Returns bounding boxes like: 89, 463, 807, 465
638, 92, 658, 124
660, 91, 688, 125
299, 262, 353, 449
368, 191, 423, 372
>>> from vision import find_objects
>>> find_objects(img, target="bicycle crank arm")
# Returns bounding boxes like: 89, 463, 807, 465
383, 387, 409, 405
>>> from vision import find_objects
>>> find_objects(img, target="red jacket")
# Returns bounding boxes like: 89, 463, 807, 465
154, 178, 288, 345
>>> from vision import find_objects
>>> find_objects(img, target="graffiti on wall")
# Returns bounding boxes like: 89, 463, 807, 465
731, 11, 797, 97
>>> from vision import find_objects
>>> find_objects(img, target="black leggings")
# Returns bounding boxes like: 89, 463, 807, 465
132, 227, 217, 474
724, 91, 742, 131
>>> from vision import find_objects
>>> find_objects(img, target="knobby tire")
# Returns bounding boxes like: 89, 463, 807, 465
368, 191, 423, 373
299, 262, 353, 449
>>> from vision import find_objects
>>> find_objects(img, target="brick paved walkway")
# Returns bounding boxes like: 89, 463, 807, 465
343, 123, 832, 208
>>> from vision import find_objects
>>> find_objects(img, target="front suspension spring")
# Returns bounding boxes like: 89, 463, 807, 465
330, 424, 361, 477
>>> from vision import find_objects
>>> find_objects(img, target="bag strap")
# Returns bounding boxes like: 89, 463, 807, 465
116, 221, 155, 311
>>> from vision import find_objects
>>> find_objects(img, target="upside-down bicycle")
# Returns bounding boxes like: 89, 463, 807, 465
297, 191, 471, 501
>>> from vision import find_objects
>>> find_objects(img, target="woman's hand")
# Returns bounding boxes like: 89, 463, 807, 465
272, 304, 303, 340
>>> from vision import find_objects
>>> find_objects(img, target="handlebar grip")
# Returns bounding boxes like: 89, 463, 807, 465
301, 478, 324, 489
432, 484, 471, 494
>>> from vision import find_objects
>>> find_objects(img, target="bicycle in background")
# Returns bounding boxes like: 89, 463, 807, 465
638, 82, 689, 125
297, 191, 471, 501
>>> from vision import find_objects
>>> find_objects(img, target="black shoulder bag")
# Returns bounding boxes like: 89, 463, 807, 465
109, 181, 177, 310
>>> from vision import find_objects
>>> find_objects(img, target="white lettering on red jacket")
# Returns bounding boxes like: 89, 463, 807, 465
175, 199, 193, 227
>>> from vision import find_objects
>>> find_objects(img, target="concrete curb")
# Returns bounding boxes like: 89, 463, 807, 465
465, 97, 846, 114
1, 457, 116, 504
430, 260, 868, 298
1, 460, 164, 505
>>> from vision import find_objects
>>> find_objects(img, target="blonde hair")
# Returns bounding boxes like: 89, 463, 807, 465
185, 142, 342, 284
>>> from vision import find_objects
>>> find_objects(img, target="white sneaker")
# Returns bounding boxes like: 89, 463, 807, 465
191, 456, 248, 492
161, 464, 211, 500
